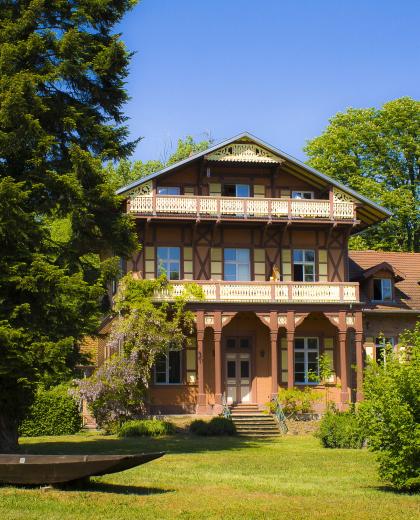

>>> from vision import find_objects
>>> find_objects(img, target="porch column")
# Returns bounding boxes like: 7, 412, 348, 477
355, 311, 364, 402
287, 310, 295, 389
270, 311, 279, 396
338, 312, 348, 407
214, 311, 222, 406
196, 311, 206, 411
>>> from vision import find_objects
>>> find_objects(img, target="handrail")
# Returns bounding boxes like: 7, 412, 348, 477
270, 396, 288, 434
221, 393, 232, 420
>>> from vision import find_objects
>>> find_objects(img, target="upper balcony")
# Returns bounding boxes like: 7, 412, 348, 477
154, 280, 360, 304
127, 195, 356, 222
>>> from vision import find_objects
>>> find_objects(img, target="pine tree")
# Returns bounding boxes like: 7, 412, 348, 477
0, 0, 138, 451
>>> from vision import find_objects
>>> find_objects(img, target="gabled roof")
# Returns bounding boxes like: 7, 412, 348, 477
353, 261, 405, 282
349, 251, 420, 311
117, 132, 391, 225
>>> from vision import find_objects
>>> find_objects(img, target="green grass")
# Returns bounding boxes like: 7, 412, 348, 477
0, 432, 418, 520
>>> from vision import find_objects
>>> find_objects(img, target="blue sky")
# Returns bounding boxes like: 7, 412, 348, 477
118, 0, 420, 163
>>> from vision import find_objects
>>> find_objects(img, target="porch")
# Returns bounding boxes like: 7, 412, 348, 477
195, 310, 363, 414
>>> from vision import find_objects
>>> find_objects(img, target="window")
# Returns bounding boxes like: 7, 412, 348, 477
224, 249, 251, 281
222, 184, 250, 197
157, 186, 181, 195
375, 337, 394, 365
226, 337, 251, 349
373, 278, 392, 301
294, 337, 319, 384
157, 247, 181, 280
293, 249, 315, 282
154, 350, 182, 384
292, 191, 314, 199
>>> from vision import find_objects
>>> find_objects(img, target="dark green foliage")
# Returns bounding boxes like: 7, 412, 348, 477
118, 419, 175, 438
19, 385, 82, 437
190, 417, 236, 436
305, 97, 420, 252
316, 409, 365, 449
359, 324, 420, 490
0, 0, 137, 451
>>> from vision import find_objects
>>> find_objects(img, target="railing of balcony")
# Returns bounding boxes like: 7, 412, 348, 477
128, 195, 355, 220
154, 280, 359, 303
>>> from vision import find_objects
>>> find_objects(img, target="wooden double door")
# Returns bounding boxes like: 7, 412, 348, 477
225, 336, 252, 405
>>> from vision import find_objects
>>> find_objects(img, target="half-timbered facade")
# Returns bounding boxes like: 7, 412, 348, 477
92, 132, 418, 415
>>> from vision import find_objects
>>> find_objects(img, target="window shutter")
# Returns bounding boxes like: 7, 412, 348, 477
209, 183, 221, 196
253, 184, 265, 198
145, 246, 155, 279
211, 248, 222, 280
280, 189, 290, 198
186, 337, 197, 384
318, 249, 328, 281
364, 337, 374, 360
183, 247, 193, 280
253, 248, 266, 281
184, 186, 195, 195
323, 337, 335, 382
281, 249, 292, 281
280, 337, 288, 383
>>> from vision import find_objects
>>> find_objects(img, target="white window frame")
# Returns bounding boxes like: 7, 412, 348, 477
292, 191, 314, 199
294, 337, 319, 384
293, 249, 316, 282
154, 350, 182, 385
374, 337, 394, 365
157, 246, 181, 280
373, 278, 393, 302
223, 248, 251, 281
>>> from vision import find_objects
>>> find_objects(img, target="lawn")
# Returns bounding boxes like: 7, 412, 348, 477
0, 432, 418, 520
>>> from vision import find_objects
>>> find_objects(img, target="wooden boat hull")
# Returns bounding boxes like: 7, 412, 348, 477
0, 452, 165, 485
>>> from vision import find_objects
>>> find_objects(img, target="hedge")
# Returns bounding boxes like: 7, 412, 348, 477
118, 419, 175, 437
316, 409, 365, 449
190, 417, 236, 436
19, 385, 82, 437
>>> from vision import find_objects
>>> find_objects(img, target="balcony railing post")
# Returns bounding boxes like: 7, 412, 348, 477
329, 188, 334, 219
339, 284, 344, 303
288, 198, 292, 219
217, 197, 221, 219
244, 198, 248, 219
271, 282, 275, 302
288, 283, 292, 301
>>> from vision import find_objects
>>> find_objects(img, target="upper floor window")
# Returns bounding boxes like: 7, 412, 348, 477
157, 247, 181, 280
222, 184, 250, 197
293, 249, 315, 282
294, 337, 319, 384
154, 350, 182, 384
373, 278, 392, 301
157, 186, 181, 195
224, 248, 251, 281
292, 191, 314, 199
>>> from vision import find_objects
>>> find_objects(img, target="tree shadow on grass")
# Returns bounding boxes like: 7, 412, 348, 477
370, 484, 420, 496
19, 433, 275, 456
69, 481, 174, 495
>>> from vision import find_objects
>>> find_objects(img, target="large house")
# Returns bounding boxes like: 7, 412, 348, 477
87, 133, 419, 415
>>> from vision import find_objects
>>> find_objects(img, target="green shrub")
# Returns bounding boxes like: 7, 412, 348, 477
118, 419, 175, 437
273, 387, 321, 417
358, 324, 420, 490
19, 385, 82, 437
190, 417, 236, 436
316, 409, 365, 449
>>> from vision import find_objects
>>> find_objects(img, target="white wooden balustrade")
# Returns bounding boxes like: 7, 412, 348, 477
128, 195, 355, 220
154, 281, 359, 303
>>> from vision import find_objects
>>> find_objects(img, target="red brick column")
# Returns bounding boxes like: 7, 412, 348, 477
270, 311, 279, 396
196, 311, 206, 413
287, 310, 295, 389
214, 311, 222, 408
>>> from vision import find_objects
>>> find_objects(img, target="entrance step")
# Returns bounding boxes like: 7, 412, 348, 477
230, 404, 282, 436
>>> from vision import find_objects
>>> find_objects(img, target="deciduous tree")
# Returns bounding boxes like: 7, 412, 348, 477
305, 97, 419, 251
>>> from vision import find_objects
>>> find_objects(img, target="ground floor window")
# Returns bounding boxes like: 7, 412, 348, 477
154, 350, 182, 384
294, 337, 319, 384
375, 337, 394, 364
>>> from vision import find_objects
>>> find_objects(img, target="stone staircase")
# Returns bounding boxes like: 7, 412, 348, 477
230, 403, 282, 437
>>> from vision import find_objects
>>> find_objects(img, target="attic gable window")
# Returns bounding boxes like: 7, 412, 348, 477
373, 278, 392, 302
157, 186, 181, 195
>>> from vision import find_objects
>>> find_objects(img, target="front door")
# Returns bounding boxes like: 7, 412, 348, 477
226, 352, 252, 405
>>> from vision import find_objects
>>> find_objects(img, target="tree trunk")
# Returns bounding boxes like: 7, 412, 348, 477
0, 412, 19, 453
